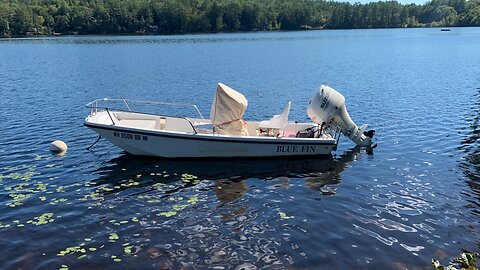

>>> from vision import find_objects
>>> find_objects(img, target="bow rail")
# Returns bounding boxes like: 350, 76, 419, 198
86, 98, 205, 119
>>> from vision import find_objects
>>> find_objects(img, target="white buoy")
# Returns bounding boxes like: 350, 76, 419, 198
50, 140, 67, 153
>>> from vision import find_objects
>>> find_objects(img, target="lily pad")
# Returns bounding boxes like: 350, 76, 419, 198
158, 211, 177, 217
109, 233, 119, 242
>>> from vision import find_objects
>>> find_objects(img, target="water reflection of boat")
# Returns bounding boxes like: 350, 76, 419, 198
93, 155, 336, 185
90, 147, 364, 221
92, 146, 363, 197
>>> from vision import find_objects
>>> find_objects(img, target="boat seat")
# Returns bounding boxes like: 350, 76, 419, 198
259, 101, 291, 132
113, 112, 162, 130
194, 123, 214, 134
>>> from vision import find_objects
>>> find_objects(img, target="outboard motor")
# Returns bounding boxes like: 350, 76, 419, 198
307, 85, 375, 147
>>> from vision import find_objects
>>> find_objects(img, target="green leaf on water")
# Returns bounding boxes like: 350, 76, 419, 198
31, 213, 55, 225
109, 233, 119, 242
158, 211, 177, 217
187, 197, 198, 204
172, 204, 188, 211
57, 245, 84, 256
278, 212, 293, 220
124, 245, 133, 254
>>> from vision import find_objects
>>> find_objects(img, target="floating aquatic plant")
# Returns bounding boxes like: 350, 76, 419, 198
49, 198, 68, 205
187, 197, 198, 204
124, 244, 133, 255
57, 239, 106, 259
2, 165, 40, 182
7, 192, 32, 207
278, 212, 293, 220
110, 255, 122, 262
34, 154, 50, 161
120, 179, 140, 187
57, 245, 86, 256
29, 213, 54, 226
109, 232, 119, 242
172, 203, 188, 211
158, 211, 177, 217
181, 173, 199, 183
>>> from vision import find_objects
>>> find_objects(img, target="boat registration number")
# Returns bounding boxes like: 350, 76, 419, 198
113, 131, 148, 141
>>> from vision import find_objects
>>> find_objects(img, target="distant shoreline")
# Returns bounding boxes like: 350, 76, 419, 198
0, 26, 463, 39
1, 0, 478, 38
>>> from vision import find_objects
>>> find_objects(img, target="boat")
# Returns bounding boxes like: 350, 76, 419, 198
84, 83, 374, 158
440, 28, 451, 31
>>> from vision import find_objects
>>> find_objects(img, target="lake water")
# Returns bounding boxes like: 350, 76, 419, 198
1, 28, 479, 269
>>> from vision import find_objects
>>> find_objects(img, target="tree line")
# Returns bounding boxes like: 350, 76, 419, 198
0, 0, 479, 37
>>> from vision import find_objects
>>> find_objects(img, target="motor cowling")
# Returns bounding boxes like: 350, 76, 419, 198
307, 85, 374, 146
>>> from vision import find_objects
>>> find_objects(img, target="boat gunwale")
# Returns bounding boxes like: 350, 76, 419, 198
84, 122, 337, 145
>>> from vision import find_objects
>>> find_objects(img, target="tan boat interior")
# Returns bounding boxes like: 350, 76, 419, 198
104, 111, 316, 137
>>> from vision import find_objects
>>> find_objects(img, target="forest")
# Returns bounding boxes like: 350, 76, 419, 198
0, 0, 479, 37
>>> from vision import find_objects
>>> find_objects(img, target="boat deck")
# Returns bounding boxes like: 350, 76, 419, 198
87, 110, 333, 140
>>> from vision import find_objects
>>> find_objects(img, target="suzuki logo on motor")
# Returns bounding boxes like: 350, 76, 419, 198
320, 94, 330, 109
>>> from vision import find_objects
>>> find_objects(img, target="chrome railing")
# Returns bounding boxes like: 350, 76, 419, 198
86, 98, 204, 119
85, 98, 205, 134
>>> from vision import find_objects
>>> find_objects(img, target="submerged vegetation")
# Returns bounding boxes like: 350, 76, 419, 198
0, 0, 479, 37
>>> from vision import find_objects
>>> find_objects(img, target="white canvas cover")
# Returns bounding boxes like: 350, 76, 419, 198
210, 83, 248, 136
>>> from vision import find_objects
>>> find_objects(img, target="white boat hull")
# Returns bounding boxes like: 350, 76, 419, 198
85, 123, 336, 158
